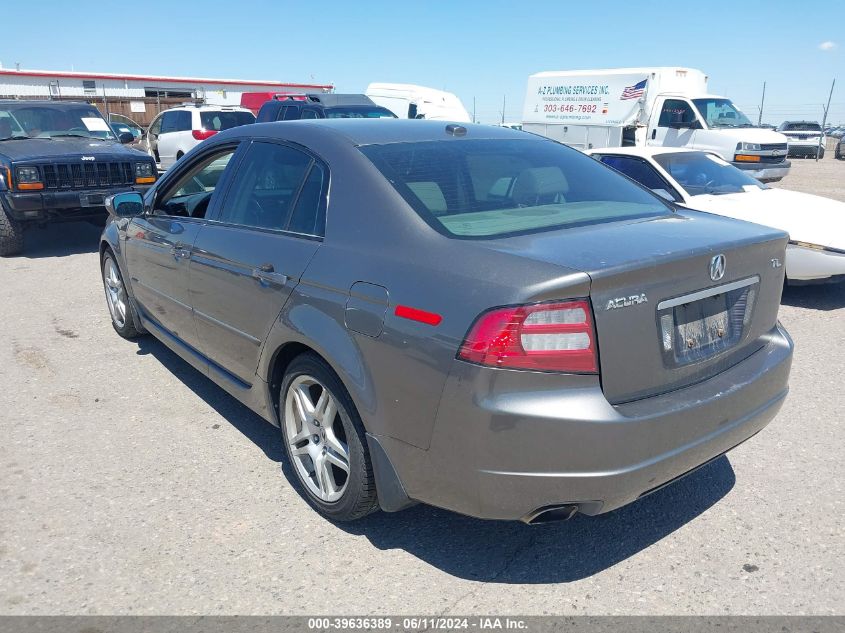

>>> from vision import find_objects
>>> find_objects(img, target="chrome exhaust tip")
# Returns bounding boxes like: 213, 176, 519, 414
522, 504, 579, 525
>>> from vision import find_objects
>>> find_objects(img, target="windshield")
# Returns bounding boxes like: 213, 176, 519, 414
200, 110, 256, 131
654, 152, 767, 196
325, 106, 396, 119
692, 98, 754, 128
0, 105, 116, 140
360, 138, 671, 239
781, 122, 821, 132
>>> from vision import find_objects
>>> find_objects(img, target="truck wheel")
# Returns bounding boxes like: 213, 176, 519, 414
101, 250, 142, 339
0, 206, 24, 256
817, 148, 825, 159
836, 146, 842, 159
280, 353, 379, 522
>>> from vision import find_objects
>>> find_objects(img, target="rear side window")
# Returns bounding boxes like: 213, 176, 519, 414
200, 110, 255, 131
360, 138, 670, 239
218, 142, 324, 233
597, 155, 681, 201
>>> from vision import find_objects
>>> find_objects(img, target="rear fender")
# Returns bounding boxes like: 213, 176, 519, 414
257, 282, 379, 432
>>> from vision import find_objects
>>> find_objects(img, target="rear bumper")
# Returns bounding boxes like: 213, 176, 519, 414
1, 185, 152, 222
380, 324, 793, 521
731, 160, 791, 182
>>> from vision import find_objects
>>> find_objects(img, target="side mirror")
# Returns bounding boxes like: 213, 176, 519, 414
106, 192, 144, 218
118, 132, 134, 144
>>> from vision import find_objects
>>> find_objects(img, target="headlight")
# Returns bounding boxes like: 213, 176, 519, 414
15, 166, 44, 190
134, 162, 156, 184
738, 142, 761, 151
134, 162, 154, 178
16, 166, 40, 183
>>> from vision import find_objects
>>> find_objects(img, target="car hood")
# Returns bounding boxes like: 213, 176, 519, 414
0, 137, 149, 161
705, 127, 788, 144
681, 187, 845, 250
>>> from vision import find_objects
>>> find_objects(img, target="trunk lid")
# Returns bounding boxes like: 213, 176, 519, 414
486, 211, 788, 403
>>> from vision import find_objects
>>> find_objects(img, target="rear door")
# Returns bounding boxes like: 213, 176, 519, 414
188, 140, 328, 384
124, 144, 243, 352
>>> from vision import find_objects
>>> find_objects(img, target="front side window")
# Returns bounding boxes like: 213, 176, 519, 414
360, 138, 671, 239
159, 112, 177, 134
155, 148, 238, 218
176, 111, 192, 132
218, 142, 323, 233
657, 99, 697, 127
0, 104, 115, 140
597, 155, 681, 201
654, 152, 766, 196
692, 98, 753, 128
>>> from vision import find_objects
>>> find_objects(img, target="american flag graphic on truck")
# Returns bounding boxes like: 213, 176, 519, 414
621, 79, 647, 100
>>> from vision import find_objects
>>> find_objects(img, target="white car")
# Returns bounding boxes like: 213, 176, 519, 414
144, 104, 255, 169
587, 147, 845, 284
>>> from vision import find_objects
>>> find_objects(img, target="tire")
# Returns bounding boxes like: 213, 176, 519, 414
818, 148, 825, 159
279, 353, 378, 522
0, 206, 24, 257
101, 250, 142, 339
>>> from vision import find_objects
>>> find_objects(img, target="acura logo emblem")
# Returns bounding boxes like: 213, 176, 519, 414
710, 254, 726, 281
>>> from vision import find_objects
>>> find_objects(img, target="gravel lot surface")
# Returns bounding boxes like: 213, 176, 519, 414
0, 155, 842, 615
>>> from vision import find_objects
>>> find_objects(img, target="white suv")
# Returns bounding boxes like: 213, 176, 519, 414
144, 104, 255, 169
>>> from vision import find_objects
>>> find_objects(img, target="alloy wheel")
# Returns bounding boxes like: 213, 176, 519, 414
103, 257, 128, 329
283, 375, 351, 503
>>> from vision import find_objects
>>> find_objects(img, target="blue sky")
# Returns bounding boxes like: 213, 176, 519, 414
1, 0, 842, 124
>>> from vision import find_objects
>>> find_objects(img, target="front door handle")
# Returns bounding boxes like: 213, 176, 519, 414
651, 129, 657, 140
171, 242, 191, 260
252, 263, 288, 286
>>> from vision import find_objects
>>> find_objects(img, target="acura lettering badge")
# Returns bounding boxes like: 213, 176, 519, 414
709, 254, 726, 281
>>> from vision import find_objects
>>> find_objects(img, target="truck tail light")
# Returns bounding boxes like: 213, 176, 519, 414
458, 299, 598, 374
192, 129, 217, 141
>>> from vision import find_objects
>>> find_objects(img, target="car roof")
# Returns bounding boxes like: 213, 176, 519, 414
238, 119, 537, 146
0, 99, 97, 107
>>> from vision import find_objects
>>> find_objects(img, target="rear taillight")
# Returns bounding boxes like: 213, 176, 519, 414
192, 129, 217, 140
458, 299, 598, 373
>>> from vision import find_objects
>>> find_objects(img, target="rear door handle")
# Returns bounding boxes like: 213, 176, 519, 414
252, 263, 288, 286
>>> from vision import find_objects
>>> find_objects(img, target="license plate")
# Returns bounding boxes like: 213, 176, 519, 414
673, 293, 738, 363
80, 192, 106, 207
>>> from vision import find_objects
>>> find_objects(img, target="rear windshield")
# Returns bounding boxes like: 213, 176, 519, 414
325, 107, 396, 119
359, 138, 671, 239
200, 111, 255, 131
781, 122, 821, 132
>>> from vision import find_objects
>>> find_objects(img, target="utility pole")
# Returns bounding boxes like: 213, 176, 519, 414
757, 81, 766, 127
500, 95, 506, 125
818, 78, 835, 162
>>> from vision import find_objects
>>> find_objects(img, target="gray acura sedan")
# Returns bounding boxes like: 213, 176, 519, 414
100, 120, 793, 524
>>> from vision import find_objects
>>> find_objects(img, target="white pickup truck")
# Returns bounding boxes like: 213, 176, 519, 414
522, 67, 790, 182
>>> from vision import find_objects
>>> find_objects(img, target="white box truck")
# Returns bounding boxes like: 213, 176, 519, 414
366, 83, 472, 122
522, 67, 790, 181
